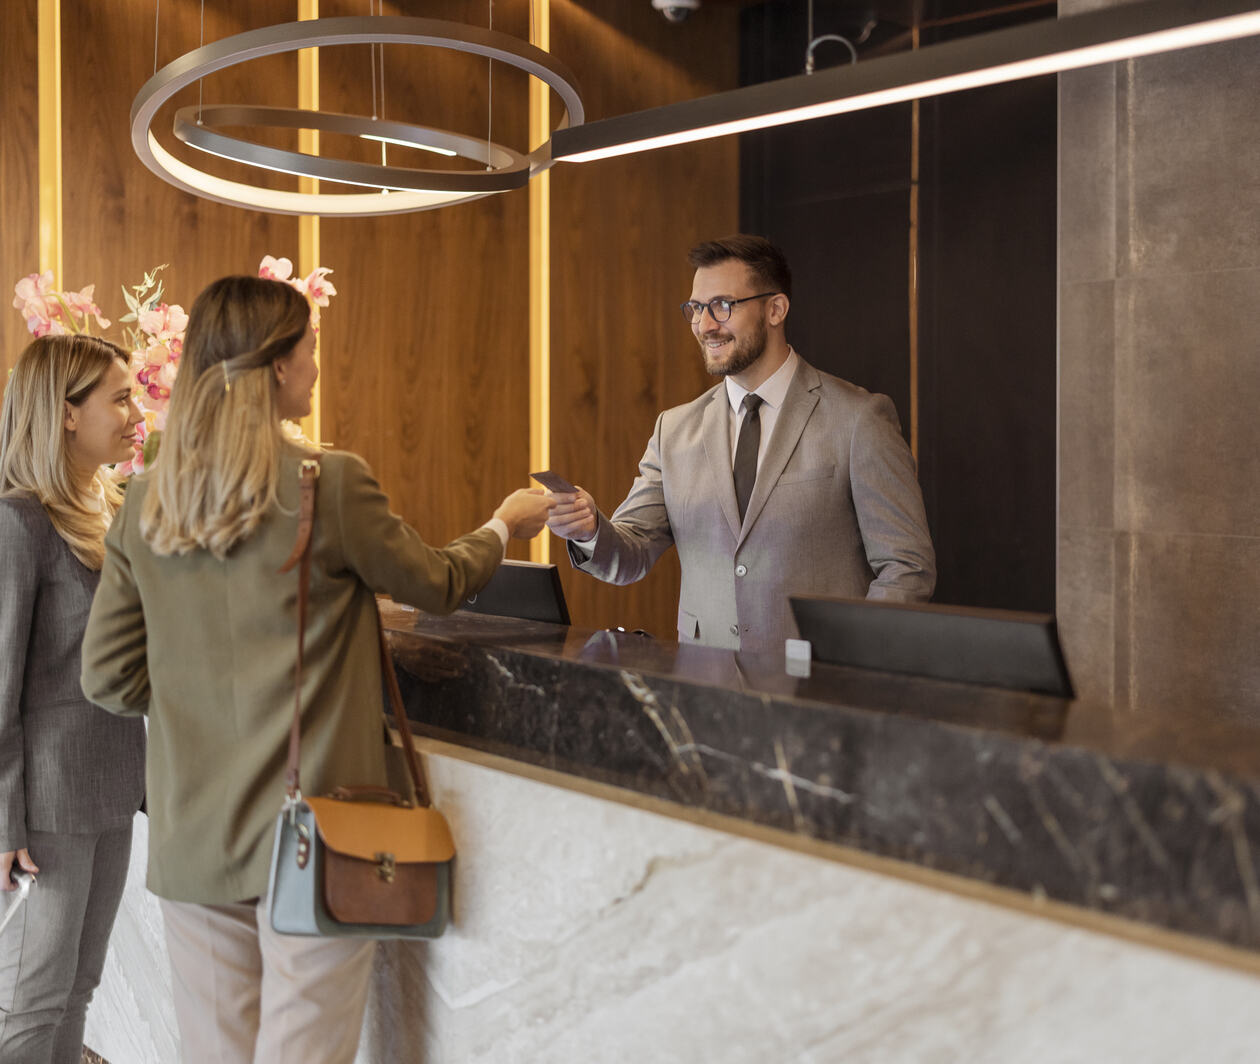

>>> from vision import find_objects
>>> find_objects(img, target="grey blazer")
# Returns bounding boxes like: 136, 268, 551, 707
0, 494, 145, 853
571, 357, 936, 652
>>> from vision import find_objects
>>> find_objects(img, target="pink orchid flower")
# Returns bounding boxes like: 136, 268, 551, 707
145, 380, 171, 402
302, 267, 337, 308
29, 315, 69, 338
143, 340, 173, 368
155, 362, 178, 391
13, 272, 65, 335
13, 272, 57, 314
61, 285, 111, 331
138, 302, 188, 341
258, 256, 295, 282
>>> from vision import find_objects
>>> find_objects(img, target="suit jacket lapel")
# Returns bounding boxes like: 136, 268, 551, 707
701, 387, 742, 540
738, 359, 820, 544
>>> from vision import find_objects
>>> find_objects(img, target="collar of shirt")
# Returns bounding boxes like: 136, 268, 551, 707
724, 347, 800, 464
724, 346, 799, 415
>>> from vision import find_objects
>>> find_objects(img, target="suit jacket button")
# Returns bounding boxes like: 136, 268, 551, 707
729, 624, 739, 636
735, 564, 748, 577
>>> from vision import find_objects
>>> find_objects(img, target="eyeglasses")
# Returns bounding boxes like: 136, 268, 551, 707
679, 292, 777, 324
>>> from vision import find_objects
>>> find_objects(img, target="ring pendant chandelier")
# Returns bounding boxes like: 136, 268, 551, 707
131, 16, 585, 217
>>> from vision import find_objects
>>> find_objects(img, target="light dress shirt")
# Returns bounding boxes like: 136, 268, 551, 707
723, 347, 799, 468
573, 348, 800, 553
483, 518, 509, 554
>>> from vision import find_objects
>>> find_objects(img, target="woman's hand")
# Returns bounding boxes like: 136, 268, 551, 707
493, 488, 556, 540
1, 848, 38, 891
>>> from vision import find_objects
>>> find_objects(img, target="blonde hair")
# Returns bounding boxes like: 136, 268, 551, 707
141, 275, 314, 558
0, 334, 129, 570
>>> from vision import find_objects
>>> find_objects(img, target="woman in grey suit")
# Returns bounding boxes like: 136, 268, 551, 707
0, 334, 147, 1063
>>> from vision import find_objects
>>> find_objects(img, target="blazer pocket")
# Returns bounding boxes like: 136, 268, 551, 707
677, 607, 700, 642
777, 465, 836, 486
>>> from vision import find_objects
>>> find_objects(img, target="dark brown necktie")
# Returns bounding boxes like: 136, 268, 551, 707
733, 393, 764, 523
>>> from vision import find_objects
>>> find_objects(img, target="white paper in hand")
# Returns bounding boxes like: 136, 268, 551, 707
0, 871, 34, 935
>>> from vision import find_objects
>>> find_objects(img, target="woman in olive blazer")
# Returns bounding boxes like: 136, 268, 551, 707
0, 334, 145, 1064
80, 276, 552, 1064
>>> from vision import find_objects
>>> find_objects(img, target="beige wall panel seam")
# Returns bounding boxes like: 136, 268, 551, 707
530, 0, 551, 564
37, 0, 62, 284
298, 0, 322, 445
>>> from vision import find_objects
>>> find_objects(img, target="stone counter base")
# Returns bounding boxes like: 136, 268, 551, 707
87, 751, 1260, 1062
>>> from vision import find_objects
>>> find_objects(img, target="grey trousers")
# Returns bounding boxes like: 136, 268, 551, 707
0, 825, 133, 1064
160, 895, 375, 1064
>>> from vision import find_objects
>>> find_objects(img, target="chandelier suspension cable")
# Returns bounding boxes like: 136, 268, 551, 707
377, 2, 387, 166
487, 0, 494, 172
153, 0, 161, 75
198, 0, 206, 122
379, 45, 386, 165
369, 0, 378, 119
364, 0, 389, 168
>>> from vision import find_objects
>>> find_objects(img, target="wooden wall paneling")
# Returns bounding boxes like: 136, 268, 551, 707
549, 0, 741, 637
60, 0, 300, 334
1, 0, 40, 375
318, 0, 533, 551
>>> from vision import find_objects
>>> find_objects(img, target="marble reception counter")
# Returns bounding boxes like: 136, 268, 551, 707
81, 604, 1260, 1063
379, 601, 1260, 961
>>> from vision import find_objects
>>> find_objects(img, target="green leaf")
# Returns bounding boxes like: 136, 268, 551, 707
142, 430, 163, 467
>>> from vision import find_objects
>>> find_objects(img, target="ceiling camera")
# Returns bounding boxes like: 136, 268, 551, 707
651, 0, 701, 23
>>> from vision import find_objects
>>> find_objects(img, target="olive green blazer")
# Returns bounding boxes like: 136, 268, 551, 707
81, 449, 502, 904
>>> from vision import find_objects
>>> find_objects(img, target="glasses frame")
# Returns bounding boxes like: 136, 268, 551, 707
680, 291, 778, 324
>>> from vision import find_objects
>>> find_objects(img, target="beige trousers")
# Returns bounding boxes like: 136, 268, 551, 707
160, 896, 375, 1064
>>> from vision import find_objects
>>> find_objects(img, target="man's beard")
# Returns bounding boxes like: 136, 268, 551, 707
699, 315, 767, 377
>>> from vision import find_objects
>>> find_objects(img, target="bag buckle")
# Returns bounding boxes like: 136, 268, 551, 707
294, 822, 311, 869
374, 852, 396, 884
282, 792, 312, 870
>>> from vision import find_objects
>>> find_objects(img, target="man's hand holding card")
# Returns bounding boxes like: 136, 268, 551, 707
533, 471, 598, 543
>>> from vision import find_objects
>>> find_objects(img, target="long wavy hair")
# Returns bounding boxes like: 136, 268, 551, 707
140, 276, 314, 558
0, 333, 129, 569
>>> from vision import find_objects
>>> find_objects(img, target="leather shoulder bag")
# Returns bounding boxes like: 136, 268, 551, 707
267, 457, 454, 939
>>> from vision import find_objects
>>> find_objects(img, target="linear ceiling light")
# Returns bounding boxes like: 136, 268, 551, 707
132, 16, 583, 216
550, 0, 1260, 164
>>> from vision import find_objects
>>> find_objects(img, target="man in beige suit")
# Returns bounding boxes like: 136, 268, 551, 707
547, 235, 935, 653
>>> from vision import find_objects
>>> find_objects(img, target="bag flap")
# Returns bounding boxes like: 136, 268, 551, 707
305, 797, 455, 862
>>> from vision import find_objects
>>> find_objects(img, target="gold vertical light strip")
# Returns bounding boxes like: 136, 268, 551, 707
528, 0, 551, 564
298, 0, 322, 444
37, 0, 63, 284
907, 26, 921, 463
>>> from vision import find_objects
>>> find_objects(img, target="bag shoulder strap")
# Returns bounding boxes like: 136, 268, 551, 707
279, 457, 432, 807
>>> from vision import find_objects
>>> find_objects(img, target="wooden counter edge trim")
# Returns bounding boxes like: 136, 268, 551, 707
391, 728, 1260, 980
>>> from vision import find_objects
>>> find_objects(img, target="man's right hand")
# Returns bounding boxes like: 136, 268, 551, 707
1, 848, 38, 891
546, 488, 598, 542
